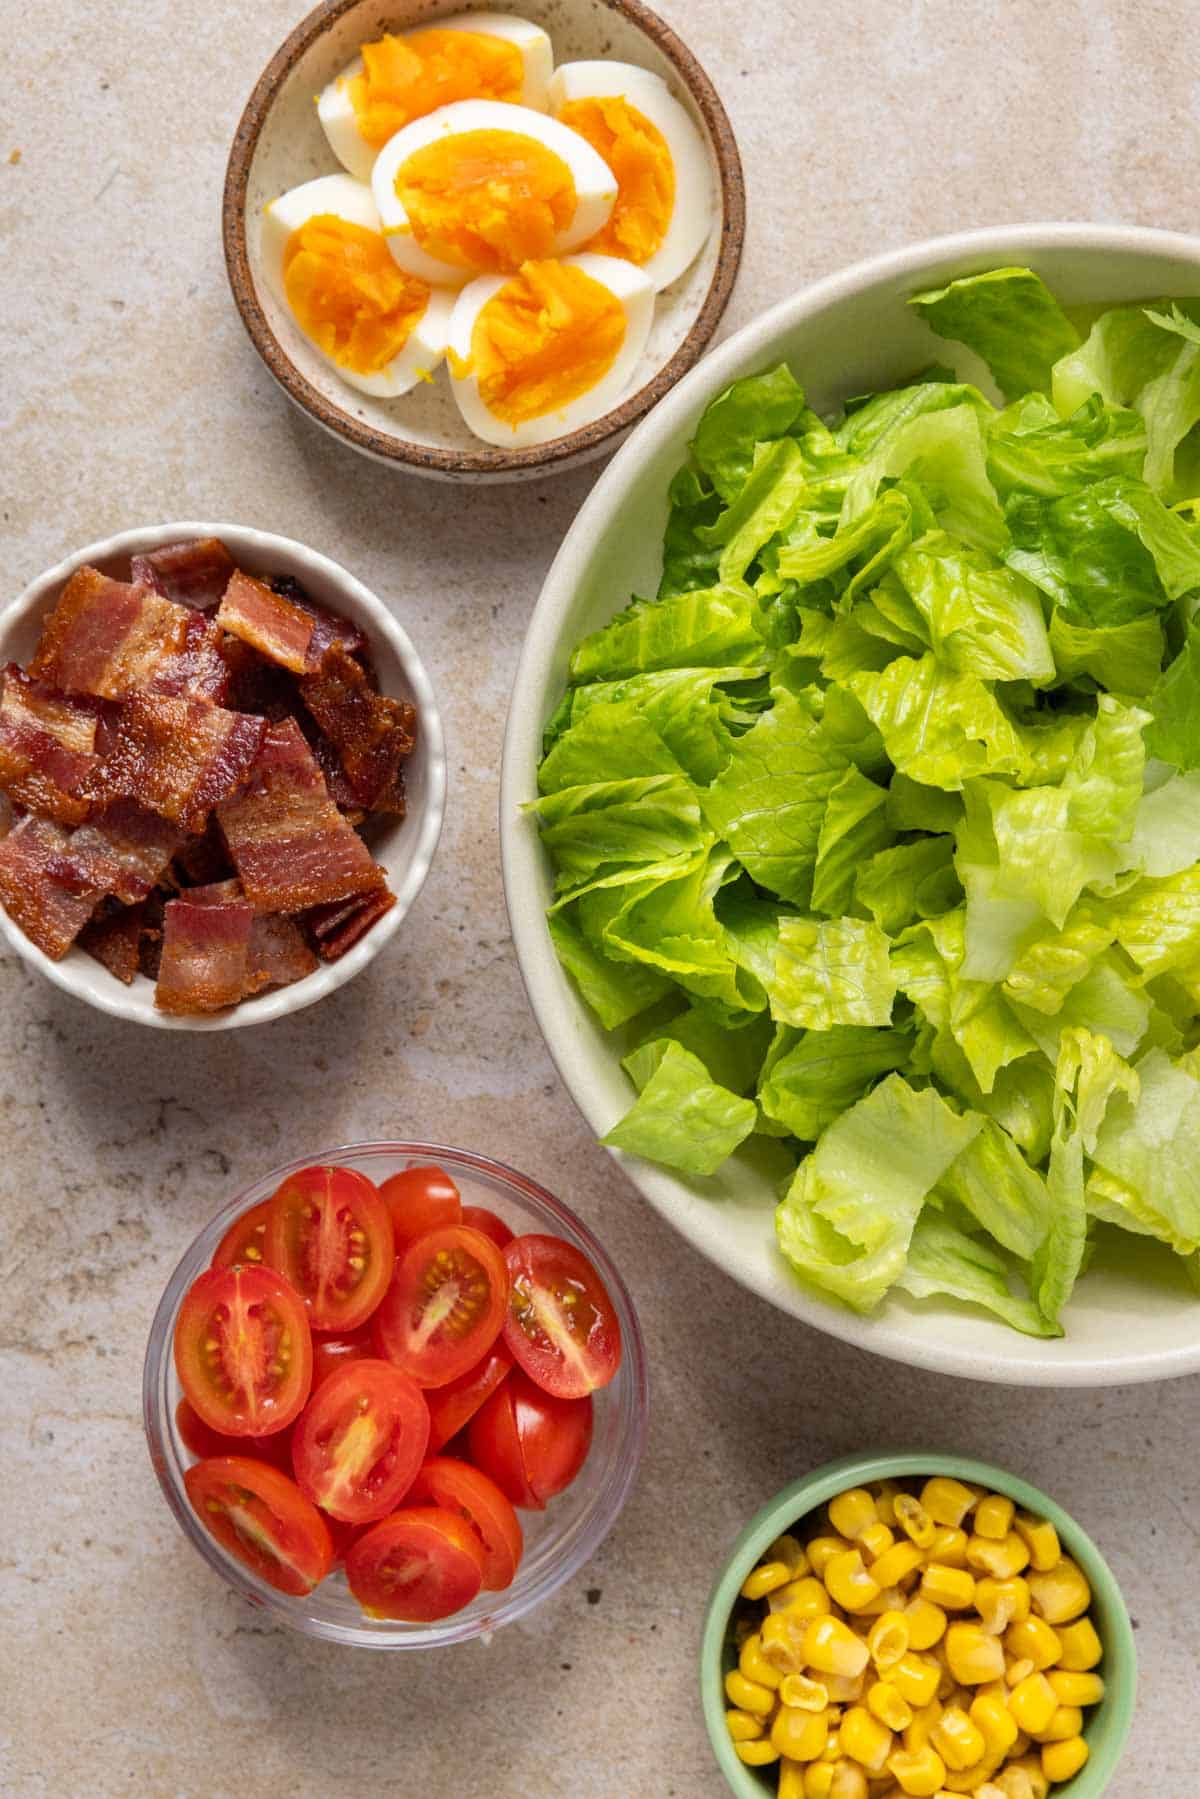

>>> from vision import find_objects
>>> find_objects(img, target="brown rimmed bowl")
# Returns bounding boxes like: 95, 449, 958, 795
222, 0, 744, 482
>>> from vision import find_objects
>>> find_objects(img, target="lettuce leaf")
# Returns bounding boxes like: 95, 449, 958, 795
546, 907, 672, 1030
605, 1040, 757, 1175
883, 532, 1055, 684
1090, 1047, 1200, 1254
911, 267, 1080, 401
569, 585, 764, 681
690, 364, 808, 502
810, 767, 893, 916
1006, 476, 1200, 625
770, 916, 898, 1030
855, 835, 961, 936
1145, 621, 1200, 770
849, 655, 1027, 789
897, 1211, 1058, 1337
758, 1025, 912, 1141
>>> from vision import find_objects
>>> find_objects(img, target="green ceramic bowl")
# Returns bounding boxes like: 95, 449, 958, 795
702, 1452, 1136, 1798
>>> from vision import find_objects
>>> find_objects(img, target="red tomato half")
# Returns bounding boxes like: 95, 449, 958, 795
374, 1225, 508, 1388
291, 1359, 429, 1524
211, 1199, 271, 1270
379, 1165, 461, 1251
502, 1234, 621, 1399
175, 1398, 293, 1472
265, 1165, 393, 1333
174, 1265, 312, 1436
346, 1507, 484, 1621
184, 1456, 332, 1596
409, 1457, 523, 1591
311, 1328, 373, 1390
468, 1370, 593, 1511
460, 1205, 513, 1249
426, 1342, 513, 1452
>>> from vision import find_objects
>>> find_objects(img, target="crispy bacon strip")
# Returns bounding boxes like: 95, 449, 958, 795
155, 897, 254, 1014
271, 575, 367, 663
176, 875, 318, 993
300, 644, 415, 814
306, 888, 397, 961
218, 718, 386, 911
0, 664, 99, 824
0, 816, 104, 958
130, 538, 236, 609
217, 570, 316, 675
147, 612, 233, 704
55, 802, 184, 905
80, 901, 146, 985
30, 567, 190, 699
81, 696, 265, 831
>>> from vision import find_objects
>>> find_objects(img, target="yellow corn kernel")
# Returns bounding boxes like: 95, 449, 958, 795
872, 1480, 900, 1523
903, 1700, 944, 1753
871, 1542, 926, 1589
774, 1707, 831, 1762
726, 1708, 763, 1743
806, 1616, 873, 1679
861, 1521, 896, 1561
805, 1765, 836, 1799
763, 1610, 812, 1673
832, 1488, 883, 1542
965, 1535, 1029, 1581
904, 1597, 948, 1652
839, 1705, 894, 1773
741, 1633, 783, 1690
968, 1692, 1018, 1761
1047, 1668, 1104, 1708
1054, 1616, 1102, 1672
998, 1758, 1048, 1799
940, 1768, 1005, 1796
972, 1496, 1014, 1542
1035, 1703, 1082, 1744
827, 1550, 885, 1614
870, 1611, 911, 1672
927, 1527, 970, 1569
725, 1669, 776, 1716
736, 1737, 781, 1766
1007, 1673, 1058, 1736
1005, 1617, 1061, 1673
829, 1763, 869, 1799
1005, 1657, 1035, 1689
921, 1566, 976, 1611
1012, 1514, 1060, 1574
783, 1673, 831, 1712
934, 1659, 958, 1703
893, 1494, 937, 1550
976, 1787, 1008, 1799
771, 1576, 835, 1619
811, 1535, 855, 1577
771, 1533, 812, 1577
920, 1478, 977, 1530
990, 1770, 1037, 1799
868, 1681, 913, 1732
826, 1670, 868, 1704
1040, 1736, 1089, 1783
944, 1624, 1006, 1686
743, 1560, 793, 1601
886, 1744, 947, 1796
1026, 1558, 1090, 1626
930, 1708, 986, 1772
779, 1759, 808, 1799
856, 1584, 910, 1619
892, 1654, 941, 1709
974, 1578, 1030, 1636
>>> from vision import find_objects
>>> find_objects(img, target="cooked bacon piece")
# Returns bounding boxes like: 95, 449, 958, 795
218, 718, 386, 912
80, 901, 146, 985
246, 914, 319, 993
30, 567, 190, 700
0, 816, 104, 958
270, 575, 367, 663
147, 612, 232, 704
59, 801, 184, 904
155, 896, 254, 1014
130, 538, 236, 610
171, 816, 235, 889
300, 644, 415, 813
183, 878, 245, 905
81, 696, 266, 831
0, 664, 99, 824
306, 887, 397, 961
217, 570, 316, 675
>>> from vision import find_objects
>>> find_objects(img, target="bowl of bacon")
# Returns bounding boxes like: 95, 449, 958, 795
0, 523, 445, 1027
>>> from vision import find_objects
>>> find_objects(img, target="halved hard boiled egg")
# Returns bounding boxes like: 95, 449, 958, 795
371, 99, 618, 288
318, 13, 554, 182
547, 61, 714, 291
260, 174, 453, 397
446, 252, 654, 447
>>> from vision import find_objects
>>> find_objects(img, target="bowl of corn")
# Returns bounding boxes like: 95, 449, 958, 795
701, 1452, 1136, 1799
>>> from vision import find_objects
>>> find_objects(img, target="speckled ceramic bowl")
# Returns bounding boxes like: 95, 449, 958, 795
0, 522, 445, 1029
222, 0, 744, 481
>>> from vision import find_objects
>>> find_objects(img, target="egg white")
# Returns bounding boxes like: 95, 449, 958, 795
371, 99, 618, 288
260, 174, 453, 398
447, 251, 655, 448
547, 61, 715, 291
318, 15, 554, 182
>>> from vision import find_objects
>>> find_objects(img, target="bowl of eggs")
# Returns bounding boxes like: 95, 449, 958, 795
224, 0, 744, 480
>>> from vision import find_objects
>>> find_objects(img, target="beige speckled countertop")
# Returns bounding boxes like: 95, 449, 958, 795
2, 2, 1198, 1793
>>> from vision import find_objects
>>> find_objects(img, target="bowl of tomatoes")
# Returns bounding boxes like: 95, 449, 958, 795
143, 1141, 648, 1647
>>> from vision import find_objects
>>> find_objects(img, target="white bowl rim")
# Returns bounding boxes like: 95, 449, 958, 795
0, 520, 447, 1030
501, 220, 1200, 1389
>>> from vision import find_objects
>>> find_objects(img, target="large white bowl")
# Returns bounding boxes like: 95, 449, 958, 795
501, 224, 1200, 1387
0, 522, 446, 1029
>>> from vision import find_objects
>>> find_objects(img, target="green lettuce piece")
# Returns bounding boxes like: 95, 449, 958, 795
897, 1212, 1058, 1337
605, 1040, 757, 1176
987, 395, 1147, 498
690, 364, 808, 502
842, 406, 1007, 553
532, 777, 709, 895
700, 437, 812, 585
936, 1118, 1053, 1261
1145, 621, 1200, 769
883, 532, 1055, 683
1006, 476, 1200, 625
1048, 610, 1164, 698
930, 1031, 1056, 1164
894, 910, 1035, 1093
1012, 956, 1151, 1063
600, 848, 758, 1010
538, 702, 686, 792
1127, 764, 1200, 876
1001, 911, 1115, 1014
569, 585, 763, 682
810, 767, 893, 916
886, 773, 964, 834
834, 380, 990, 456
776, 489, 914, 599
659, 464, 722, 598
1089, 1047, 1200, 1254
547, 908, 672, 1029
758, 1025, 911, 1140
849, 655, 1026, 790
775, 1075, 981, 1311
855, 835, 961, 936
633, 1002, 775, 1096
911, 267, 1080, 401
1052, 302, 1200, 499
770, 916, 897, 1029
1101, 863, 1200, 977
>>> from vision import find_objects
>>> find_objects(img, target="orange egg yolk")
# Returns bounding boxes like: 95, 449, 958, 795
557, 95, 674, 265
465, 259, 627, 426
283, 215, 432, 374
394, 129, 578, 274
347, 28, 524, 149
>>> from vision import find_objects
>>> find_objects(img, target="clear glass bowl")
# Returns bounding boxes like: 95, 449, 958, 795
143, 1141, 649, 1648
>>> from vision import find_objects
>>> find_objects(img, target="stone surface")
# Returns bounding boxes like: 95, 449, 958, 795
1, 1, 1197, 1794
